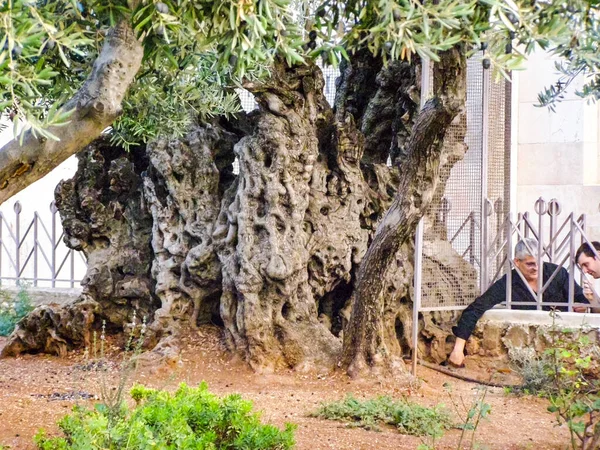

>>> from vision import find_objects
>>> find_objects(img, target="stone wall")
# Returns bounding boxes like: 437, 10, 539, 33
3, 287, 81, 308
465, 310, 600, 358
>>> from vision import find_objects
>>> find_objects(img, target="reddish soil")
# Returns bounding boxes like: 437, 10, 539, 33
0, 326, 569, 449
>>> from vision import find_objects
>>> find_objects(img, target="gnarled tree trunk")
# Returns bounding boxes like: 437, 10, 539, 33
1, 139, 155, 356
4, 49, 474, 377
342, 47, 468, 377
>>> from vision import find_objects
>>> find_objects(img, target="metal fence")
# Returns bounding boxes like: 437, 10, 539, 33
485, 197, 594, 310
0, 201, 87, 288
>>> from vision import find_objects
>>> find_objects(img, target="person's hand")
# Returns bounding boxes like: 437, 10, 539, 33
583, 279, 595, 301
448, 347, 465, 367
573, 306, 589, 313
583, 279, 600, 306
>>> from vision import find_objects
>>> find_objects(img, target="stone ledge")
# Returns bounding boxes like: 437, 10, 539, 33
2, 286, 81, 307
480, 309, 600, 328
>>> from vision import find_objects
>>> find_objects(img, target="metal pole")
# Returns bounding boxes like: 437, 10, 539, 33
580, 214, 587, 288
495, 198, 503, 270
469, 212, 475, 265
481, 199, 491, 291
50, 202, 57, 288
412, 219, 424, 376
480, 62, 490, 294
506, 213, 513, 308
14, 202, 21, 284
569, 214, 576, 311
33, 213, 38, 287
70, 249, 75, 288
535, 198, 546, 309
548, 199, 560, 263
411, 56, 431, 377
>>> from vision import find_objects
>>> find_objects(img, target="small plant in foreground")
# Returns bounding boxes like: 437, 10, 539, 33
35, 382, 296, 449
0, 283, 33, 336
311, 394, 451, 446
443, 383, 491, 450
544, 310, 600, 450
507, 346, 553, 396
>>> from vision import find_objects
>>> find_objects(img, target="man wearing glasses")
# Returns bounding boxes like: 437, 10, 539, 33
448, 238, 591, 367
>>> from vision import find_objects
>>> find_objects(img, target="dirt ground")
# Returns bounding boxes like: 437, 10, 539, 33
0, 326, 570, 450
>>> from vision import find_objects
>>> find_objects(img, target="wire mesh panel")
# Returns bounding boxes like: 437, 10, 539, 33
484, 73, 511, 287
420, 55, 511, 311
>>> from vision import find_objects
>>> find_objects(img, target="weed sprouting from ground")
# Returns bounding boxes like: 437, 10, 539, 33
544, 311, 600, 450
443, 383, 491, 450
507, 346, 553, 395
507, 311, 600, 449
311, 394, 451, 441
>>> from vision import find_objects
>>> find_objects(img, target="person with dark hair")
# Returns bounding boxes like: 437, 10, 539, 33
576, 241, 600, 279
576, 241, 600, 302
448, 238, 590, 368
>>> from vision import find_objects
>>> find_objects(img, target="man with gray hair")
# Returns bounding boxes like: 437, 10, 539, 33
448, 238, 589, 367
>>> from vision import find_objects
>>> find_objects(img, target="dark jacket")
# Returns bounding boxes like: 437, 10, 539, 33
452, 263, 587, 340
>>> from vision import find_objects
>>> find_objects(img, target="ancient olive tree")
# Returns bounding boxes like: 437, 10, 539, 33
1, 0, 599, 375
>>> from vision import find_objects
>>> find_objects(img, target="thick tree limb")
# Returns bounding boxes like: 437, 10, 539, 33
0, 21, 143, 204
341, 47, 467, 378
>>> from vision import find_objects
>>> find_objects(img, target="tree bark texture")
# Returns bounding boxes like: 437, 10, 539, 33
4, 50, 475, 375
0, 21, 143, 205
142, 124, 238, 361
215, 63, 360, 371
1, 139, 155, 356
342, 47, 468, 377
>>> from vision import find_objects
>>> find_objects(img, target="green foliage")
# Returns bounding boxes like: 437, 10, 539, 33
2, 0, 600, 148
544, 311, 600, 450
507, 346, 553, 395
0, 284, 33, 336
443, 383, 491, 450
34, 382, 296, 449
0, 0, 303, 146
311, 394, 451, 440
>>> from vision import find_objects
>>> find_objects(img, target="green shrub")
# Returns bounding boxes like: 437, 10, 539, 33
507, 346, 553, 395
34, 382, 296, 449
311, 394, 451, 438
0, 284, 33, 336
544, 313, 600, 450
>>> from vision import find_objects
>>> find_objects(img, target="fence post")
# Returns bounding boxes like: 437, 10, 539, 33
480, 61, 490, 294
50, 201, 57, 288
411, 55, 431, 377
569, 214, 576, 312
33, 213, 38, 287
548, 198, 561, 263
469, 212, 476, 265
14, 201, 21, 283
579, 214, 587, 289
506, 212, 513, 309
534, 198, 547, 309
70, 248, 75, 288
494, 197, 503, 271
481, 199, 492, 292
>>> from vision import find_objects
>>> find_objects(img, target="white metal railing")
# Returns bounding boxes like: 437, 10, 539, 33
483, 197, 592, 311
412, 196, 599, 374
0, 201, 87, 287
